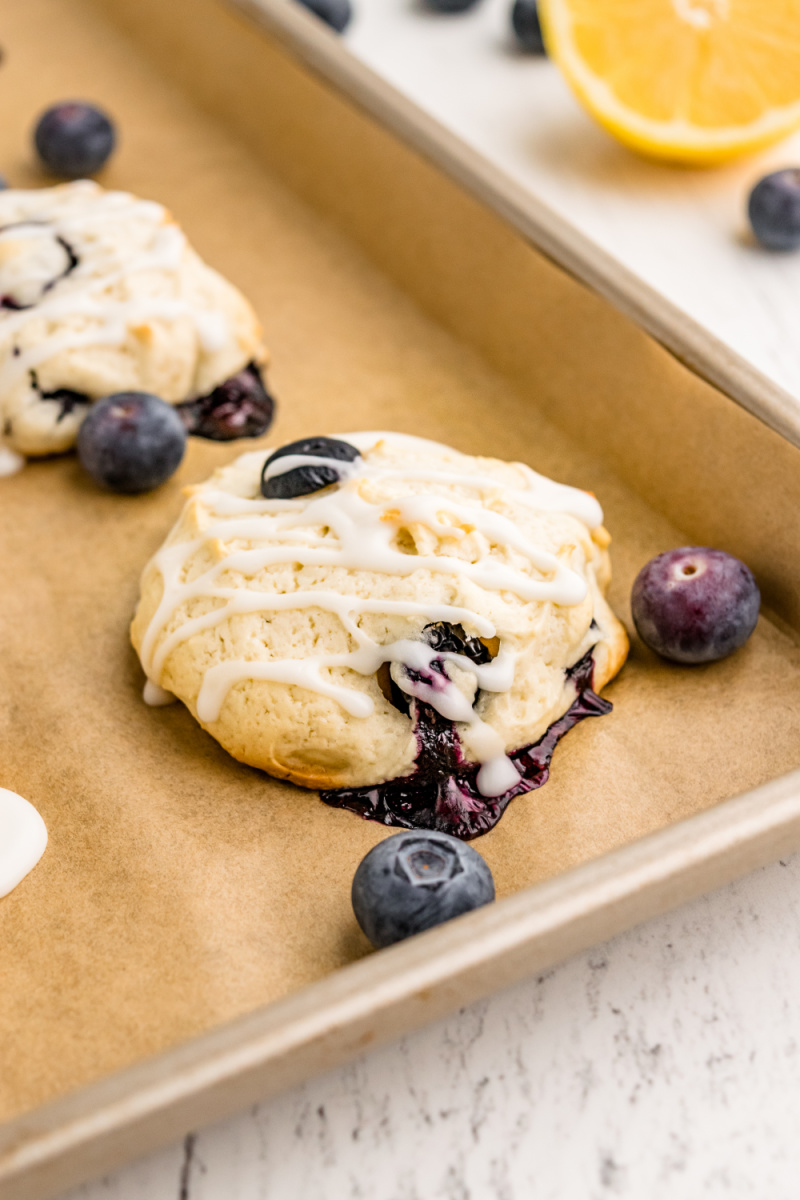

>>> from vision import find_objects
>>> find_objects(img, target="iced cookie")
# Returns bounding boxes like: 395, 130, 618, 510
0, 181, 272, 457
131, 433, 628, 838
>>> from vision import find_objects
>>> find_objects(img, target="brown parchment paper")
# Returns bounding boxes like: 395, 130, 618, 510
3, 0, 800, 1125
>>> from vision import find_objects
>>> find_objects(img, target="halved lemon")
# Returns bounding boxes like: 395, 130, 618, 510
539, 0, 800, 164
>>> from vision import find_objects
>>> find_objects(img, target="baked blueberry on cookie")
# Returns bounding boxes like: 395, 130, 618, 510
131, 433, 628, 838
0, 180, 272, 459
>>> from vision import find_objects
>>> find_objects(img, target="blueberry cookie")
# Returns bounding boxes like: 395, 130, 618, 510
0, 181, 272, 457
131, 433, 628, 838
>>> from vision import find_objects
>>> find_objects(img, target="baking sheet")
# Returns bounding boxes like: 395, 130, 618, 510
3, 0, 800, 1130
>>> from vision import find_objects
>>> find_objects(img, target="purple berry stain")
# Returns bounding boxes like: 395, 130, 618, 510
631, 547, 760, 665
321, 648, 611, 840
177, 363, 274, 441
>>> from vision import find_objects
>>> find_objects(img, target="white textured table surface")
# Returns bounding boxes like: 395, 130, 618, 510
62, 3, 800, 1197
348, 0, 800, 402
65, 854, 800, 1200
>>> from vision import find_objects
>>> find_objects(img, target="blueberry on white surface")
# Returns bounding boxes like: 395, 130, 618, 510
34, 102, 116, 179
422, 0, 482, 13
261, 435, 361, 499
631, 547, 760, 665
352, 831, 495, 949
77, 392, 187, 494
748, 169, 800, 251
295, 0, 352, 32
511, 0, 546, 53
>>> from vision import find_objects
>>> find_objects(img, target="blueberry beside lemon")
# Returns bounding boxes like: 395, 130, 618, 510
748, 170, 800, 252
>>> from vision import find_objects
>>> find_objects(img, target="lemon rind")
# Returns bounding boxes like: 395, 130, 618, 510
541, 0, 800, 164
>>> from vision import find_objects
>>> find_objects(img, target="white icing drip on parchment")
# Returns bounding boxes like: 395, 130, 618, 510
143, 679, 176, 707
0, 182, 230, 398
0, 443, 24, 476
140, 434, 602, 798
0, 787, 47, 898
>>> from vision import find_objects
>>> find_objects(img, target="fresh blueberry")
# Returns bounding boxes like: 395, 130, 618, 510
0, 176, 8, 191
77, 392, 187, 494
422, 0, 482, 13
261, 436, 361, 499
631, 547, 760, 665
748, 169, 800, 251
352, 831, 495, 948
295, 0, 352, 31
511, 0, 546, 53
178, 364, 275, 441
34, 102, 116, 179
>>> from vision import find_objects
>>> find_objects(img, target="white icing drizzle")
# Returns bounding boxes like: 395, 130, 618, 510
0, 182, 230, 398
0, 787, 47, 898
392, 643, 522, 798
345, 432, 604, 529
0, 221, 72, 308
262, 452, 360, 483
140, 434, 602, 797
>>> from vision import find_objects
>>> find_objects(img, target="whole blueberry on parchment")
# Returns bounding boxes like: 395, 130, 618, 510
352, 830, 495, 948
631, 547, 760, 665
34, 102, 116, 178
77, 392, 186, 494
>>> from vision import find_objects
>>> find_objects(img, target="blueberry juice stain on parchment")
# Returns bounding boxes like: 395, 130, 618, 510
321, 642, 611, 841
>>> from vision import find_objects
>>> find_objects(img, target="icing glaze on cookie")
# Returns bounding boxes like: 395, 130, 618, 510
0, 787, 47, 898
0, 188, 213, 391
133, 432, 626, 812
0, 181, 266, 458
